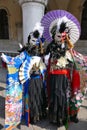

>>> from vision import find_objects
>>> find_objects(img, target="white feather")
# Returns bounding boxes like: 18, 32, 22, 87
33, 22, 44, 37
19, 43, 23, 49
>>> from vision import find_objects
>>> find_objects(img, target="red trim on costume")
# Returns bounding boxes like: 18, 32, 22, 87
49, 69, 68, 75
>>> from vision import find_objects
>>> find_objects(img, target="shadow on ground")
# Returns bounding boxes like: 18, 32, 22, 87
15, 120, 87, 130
0, 124, 3, 130
81, 105, 87, 109
68, 120, 87, 130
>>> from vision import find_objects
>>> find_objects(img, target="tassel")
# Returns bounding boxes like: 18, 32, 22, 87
66, 35, 74, 49
40, 40, 44, 54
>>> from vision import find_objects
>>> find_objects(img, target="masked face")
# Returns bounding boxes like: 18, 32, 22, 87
54, 32, 66, 43
29, 33, 40, 47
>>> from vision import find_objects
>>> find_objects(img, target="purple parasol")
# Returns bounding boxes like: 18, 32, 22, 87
41, 10, 81, 44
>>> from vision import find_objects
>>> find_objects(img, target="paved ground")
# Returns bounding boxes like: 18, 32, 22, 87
0, 65, 87, 130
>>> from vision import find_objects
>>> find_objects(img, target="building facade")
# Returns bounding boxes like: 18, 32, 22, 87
0, 0, 87, 53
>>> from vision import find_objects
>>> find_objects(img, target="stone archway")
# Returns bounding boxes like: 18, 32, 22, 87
0, 9, 9, 39
80, 0, 87, 39
67, 0, 85, 22
67, 0, 87, 40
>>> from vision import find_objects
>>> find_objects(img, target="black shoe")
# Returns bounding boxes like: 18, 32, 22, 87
70, 116, 79, 123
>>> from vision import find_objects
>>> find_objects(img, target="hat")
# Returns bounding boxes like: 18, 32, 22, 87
41, 10, 81, 44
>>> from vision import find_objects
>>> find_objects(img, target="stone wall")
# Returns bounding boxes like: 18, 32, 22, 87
0, 0, 22, 40
75, 40, 87, 55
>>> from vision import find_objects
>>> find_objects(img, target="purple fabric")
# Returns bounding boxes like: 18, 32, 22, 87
41, 10, 81, 43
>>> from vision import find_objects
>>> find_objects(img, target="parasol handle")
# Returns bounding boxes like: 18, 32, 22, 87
40, 40, 44, 54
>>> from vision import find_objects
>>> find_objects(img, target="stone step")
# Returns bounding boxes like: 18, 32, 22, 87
0, 40, 87, 55
0, 40, 22, 52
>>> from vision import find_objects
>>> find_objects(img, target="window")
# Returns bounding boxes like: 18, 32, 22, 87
0, 9, 9, 39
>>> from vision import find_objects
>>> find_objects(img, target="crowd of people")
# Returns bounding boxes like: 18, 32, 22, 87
1, 10, 87, 130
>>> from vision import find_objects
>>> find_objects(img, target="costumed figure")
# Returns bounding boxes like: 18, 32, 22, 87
41, 10, 86, 129
1, 23, 47, 129
18, 22, 47, 125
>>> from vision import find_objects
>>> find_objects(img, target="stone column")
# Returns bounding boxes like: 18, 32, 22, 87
18, 0, 48, 44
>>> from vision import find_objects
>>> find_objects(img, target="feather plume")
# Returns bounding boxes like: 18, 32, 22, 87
57, 16, 68, 32
33, 22, 44, 37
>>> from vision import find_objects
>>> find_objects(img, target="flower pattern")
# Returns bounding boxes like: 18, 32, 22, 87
1, 52, 27, 130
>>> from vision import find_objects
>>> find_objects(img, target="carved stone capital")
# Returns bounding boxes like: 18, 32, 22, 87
18, 0, 48, 6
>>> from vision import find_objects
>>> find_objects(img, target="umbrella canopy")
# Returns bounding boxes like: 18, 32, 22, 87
41, 10, 81, 44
